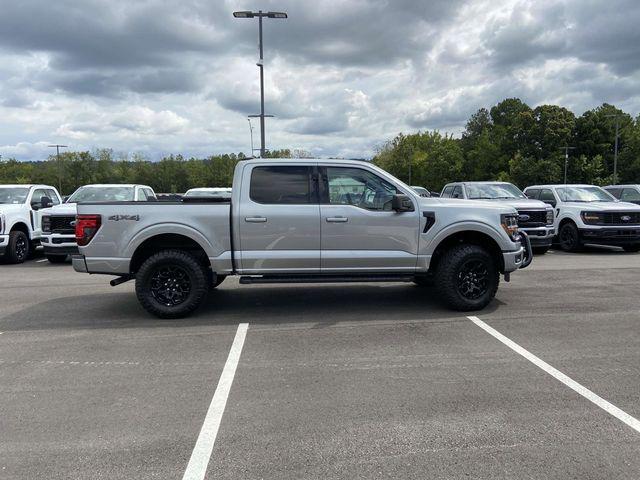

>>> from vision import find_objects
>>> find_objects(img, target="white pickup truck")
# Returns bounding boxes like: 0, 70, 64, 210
524, 184, 640, 252
72, 158, 532, 318
0, 184, 62, 263
40, 184, 156, 263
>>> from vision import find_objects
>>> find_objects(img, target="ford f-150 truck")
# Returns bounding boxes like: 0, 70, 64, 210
0, 184, 62, 263
441, 181, 555, 254
40, 184, 156, 263
72, 159, 532, 318
524, 184, 640, 252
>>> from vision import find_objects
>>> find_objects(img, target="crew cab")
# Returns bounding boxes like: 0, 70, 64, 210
40, 184, 156, 263
72, 159, 532, 318
441, 182, 555, 253
0, 184, 61, 263
524, 184, 640, 252
603, 185, 640, 205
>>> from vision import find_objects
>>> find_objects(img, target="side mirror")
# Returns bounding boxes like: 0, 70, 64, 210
544, 200, 557, 208
430, 192, 440, 198
392, 194, 414, 212
41, 196, 53, 209
452, 193, 461, 199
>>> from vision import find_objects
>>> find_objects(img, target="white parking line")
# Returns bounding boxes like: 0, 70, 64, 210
468, 316, 640, 434
182, 323, 249, 480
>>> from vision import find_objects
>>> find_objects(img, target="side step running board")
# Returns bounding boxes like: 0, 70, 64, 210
240, 274, 415, 285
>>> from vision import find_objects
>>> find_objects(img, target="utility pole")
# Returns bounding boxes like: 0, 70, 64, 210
48, 144, 67, 193
559, 146, 576, 184
605, 114, 623, 185
234, 10, 287, 157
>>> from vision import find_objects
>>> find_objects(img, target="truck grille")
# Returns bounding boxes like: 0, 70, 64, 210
47, 215, 75, 234
516, 209, 548, 227
602, 212, 640, 225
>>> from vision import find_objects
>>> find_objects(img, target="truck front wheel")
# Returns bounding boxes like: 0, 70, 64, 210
135, 249, 209, 319
435, 244, 499, 311
5, 231, 29, 264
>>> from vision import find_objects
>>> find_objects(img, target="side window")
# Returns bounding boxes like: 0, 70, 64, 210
441, 186, 453, 198
46, 189, 60, 205
451, 185, 463, 198
250, 166, 312, 204
145, 188, 156, 200
326, 167, 398, 211
539, 189, 556, 204
621, 188, 640, 201
606, 188, 622, 199
525, 189, 540, 199
31, 188, 47, 207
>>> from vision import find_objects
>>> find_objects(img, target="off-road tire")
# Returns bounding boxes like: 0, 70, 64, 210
46, 254, 68, 263
135, 249, 209, 319
5, 231, 29, 264
435, 244, 499, 311
558, 222, 581, 252
532, 246, 550, 255
623, 244, 640, 253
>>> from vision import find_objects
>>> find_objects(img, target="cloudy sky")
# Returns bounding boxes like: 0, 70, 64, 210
1, 0, 639, 161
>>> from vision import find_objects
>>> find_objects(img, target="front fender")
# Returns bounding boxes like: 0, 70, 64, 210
424, 220, 514, 255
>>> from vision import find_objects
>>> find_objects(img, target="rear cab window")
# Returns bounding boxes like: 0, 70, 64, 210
250, 166, 314, 204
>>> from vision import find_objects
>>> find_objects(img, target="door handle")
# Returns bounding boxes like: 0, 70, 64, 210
245, 216, 267, 223
326, 216, 348, 223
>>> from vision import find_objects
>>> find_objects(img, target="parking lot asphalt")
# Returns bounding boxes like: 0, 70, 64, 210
1, 248, 639, 479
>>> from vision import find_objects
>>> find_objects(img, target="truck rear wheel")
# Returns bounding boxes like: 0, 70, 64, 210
135, 249, 209, 319
435, 244, 499, 311
5, 231, 29, 264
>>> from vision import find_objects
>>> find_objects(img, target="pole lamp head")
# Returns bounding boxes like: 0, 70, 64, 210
233, 11, 254, 18
266, 12, 287, 18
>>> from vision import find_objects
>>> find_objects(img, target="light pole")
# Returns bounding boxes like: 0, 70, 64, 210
234, 10, 287, 158
605, 114, 623, 185
48, 144, 68, 193
559, 146, 575, 184
247, 118, 254, 156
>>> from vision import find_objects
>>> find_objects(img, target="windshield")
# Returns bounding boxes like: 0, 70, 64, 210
185, 190, 231, 198
466, 183, 526, 199
556, 186, 615, 202
0, 187, 30, 204
67, 186, 135, 202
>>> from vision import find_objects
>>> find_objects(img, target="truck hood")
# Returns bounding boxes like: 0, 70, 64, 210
563, 201, 640, 211
0, 204, 26, 216
470, 198, 550, 210
419, 197, 517, 214
40, 203, 78, 215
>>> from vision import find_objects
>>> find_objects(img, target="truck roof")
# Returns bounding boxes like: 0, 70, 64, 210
241, 157, 370, 165
0, 184, 56, 189
525, 184, 601, 189
77, 184, 152, 188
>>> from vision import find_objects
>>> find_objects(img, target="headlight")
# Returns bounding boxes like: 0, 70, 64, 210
42, 215, 51, 233
546, 209, 554, 224
581, 211, 603, 225
501, 213, 519, 240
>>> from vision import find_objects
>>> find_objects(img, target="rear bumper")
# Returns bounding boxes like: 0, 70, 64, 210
521, 226, 554, 246
579, 228, 640, 245
72, 255, 88, 273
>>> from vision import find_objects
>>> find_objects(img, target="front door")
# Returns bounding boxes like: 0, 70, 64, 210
320, 166, 419, 272
238, 164, 320, 273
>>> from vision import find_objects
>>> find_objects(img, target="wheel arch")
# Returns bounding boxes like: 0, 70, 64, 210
129, 233, 211, 274
429, 229, 505, 274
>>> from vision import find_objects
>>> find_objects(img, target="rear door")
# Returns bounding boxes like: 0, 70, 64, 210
319, 165, 419, 272
238, 164, 320, 273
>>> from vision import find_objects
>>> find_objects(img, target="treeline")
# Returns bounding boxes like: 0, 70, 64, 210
374, 99, 640, 191
0, 149, 296, 194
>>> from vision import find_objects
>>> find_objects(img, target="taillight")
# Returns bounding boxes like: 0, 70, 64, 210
75, 214, 101, 246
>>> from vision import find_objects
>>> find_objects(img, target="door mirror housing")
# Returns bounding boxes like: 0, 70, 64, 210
392, 194, 414, 212
544, 200, 557, 208
41, 196, 53, 209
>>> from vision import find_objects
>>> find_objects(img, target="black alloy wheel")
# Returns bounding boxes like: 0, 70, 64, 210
150, 265, 192, 306
455, 259, 489, 300
559, 222, 580, 252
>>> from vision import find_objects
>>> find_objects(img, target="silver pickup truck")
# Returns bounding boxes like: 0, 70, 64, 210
72, 158, 532, 318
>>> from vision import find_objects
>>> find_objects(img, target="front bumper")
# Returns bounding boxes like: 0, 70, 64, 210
579, 227, 640, 246
0, 234, 8, 256
41, 234, 78, 256
521, 226, 554, 246
502, 232, 533, 273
